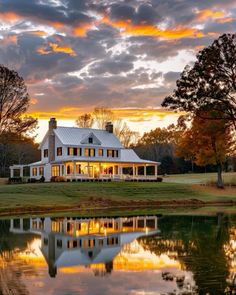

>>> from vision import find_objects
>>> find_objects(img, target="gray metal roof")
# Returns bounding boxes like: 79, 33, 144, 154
54, 126, 123, 148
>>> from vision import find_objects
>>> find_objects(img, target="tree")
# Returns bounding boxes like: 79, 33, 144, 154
0, 132, 40, 177
76, 113, 94, 128
92, 107, 115, 129
0, 65, 37, 135
176, 112, 234, 188
75, 107, 139, 147
162, 34, 236, 129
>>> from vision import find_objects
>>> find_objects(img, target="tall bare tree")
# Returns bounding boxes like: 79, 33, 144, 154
76, 113, 94, 128
0, 65, 37, 135
92, 107, 115, 129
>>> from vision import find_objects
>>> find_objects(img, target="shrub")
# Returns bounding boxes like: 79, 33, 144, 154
39, 176, 45, 182
156, 177, 163, 182
8, 177, 22, 184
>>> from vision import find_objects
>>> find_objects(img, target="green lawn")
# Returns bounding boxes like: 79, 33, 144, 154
0, 173, 236, 217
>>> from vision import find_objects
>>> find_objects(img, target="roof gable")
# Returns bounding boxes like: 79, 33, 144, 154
80, 132, 101, 145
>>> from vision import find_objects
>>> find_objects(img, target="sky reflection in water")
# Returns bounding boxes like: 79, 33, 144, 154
1, 214, 236, 294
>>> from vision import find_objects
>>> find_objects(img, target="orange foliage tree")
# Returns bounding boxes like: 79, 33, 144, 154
176, 112, 235, 188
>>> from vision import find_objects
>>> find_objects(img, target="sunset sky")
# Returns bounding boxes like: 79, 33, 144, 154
1, 0, 236, 141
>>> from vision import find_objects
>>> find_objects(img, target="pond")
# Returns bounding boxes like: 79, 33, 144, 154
0, 213, 236, 295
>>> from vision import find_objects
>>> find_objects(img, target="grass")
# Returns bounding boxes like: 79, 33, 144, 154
0, 172, 236, 217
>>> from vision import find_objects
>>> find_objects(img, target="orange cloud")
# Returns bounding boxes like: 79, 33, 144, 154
102, 17, 203, 39
36, 43, 76, 56
28, 107, 180, 121
27, 30, 48, 36
0, 11, 20, 22
217, 17, 235, 24
195, 9, 225, 22
73, 23, 93, 37
49, 42, 77, 56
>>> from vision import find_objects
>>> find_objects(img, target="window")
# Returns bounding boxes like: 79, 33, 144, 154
39, 167, 44, 176
32, 168, 37, 176
73, 148, 81, 156
88, 137, 93, 144
66, 163, 73, 175
98, 149, 103, 157
51, 165, 60, 177
107, 150, 118, 158
44, 149, 48, 157
68, 147, 81, 156
107, 150, 113, 157
57, 147, 62, 156
76, 164, 82, 174
84, 148, 95, 157
68, 147, 73, 156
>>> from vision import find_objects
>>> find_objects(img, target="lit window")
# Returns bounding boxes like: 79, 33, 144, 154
39, 167, 44, 176
57, 147, 62, 156
51, 165, 60, 176
32, 168, 37, 176
98, 149, 103, 157
84, 148, 95, 157
84, 148, 89, 157
67, 147, 73, 156
66, 164, 73, 175
107, 150, 113, 157
44, 149, 48, 157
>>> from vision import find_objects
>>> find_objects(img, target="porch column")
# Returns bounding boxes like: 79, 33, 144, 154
10, 168, 14, 178
154, 165, 157, 177
119, 165, 123, 179
73, 161, 76, 178
144, 164, 147, 179
20, 167, 23, 178
132, 164, 135, 179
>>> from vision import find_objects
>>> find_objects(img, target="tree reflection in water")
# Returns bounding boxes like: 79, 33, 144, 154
2, 214, 236, 294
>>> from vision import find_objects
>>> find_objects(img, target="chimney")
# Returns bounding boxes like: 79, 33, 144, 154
48, 118, 57, 162
105, 122, 113, 133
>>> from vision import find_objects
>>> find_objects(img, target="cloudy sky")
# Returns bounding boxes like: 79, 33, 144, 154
0, 0, 236, 140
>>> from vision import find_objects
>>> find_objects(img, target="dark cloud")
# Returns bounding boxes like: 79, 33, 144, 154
0, 0, 235, 115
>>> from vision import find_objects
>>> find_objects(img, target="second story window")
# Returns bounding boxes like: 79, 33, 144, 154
68, 147, 73, 156
68, 147, 82, 156
107, 149, 119, 158
57, 147, 62, 156
84, 148, 95, 157
44, 149, 48, 158
98, 149, 103, 157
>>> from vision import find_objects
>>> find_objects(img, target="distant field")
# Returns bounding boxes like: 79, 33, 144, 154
163, 172, 236, 185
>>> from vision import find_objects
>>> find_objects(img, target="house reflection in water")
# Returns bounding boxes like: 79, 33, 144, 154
10, 216, 159, 277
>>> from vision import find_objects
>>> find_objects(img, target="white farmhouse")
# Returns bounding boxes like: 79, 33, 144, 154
10, 118, 160, 181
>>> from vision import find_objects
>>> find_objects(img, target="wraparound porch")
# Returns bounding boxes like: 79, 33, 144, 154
51, 161, 159, 181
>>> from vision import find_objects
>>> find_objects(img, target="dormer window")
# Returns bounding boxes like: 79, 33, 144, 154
88, 137, 93, 144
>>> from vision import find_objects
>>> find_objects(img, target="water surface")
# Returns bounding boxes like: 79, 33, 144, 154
1, 214, 236, 294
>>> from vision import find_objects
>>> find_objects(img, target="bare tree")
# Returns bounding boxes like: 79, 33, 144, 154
76, 113, 94, 128
92, 107, 115, 129
0, 65, 37, 135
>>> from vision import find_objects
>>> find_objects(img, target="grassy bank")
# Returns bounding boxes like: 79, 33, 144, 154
1, 179, 236, 217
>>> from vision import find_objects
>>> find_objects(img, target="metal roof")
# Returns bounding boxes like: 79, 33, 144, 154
54, 126, 123, 148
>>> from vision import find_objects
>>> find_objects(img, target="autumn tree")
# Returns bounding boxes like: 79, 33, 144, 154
0, 65, 37, 135
76, 113, 94, 128
162, 34, 236, 129
176, 112, 234, 188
